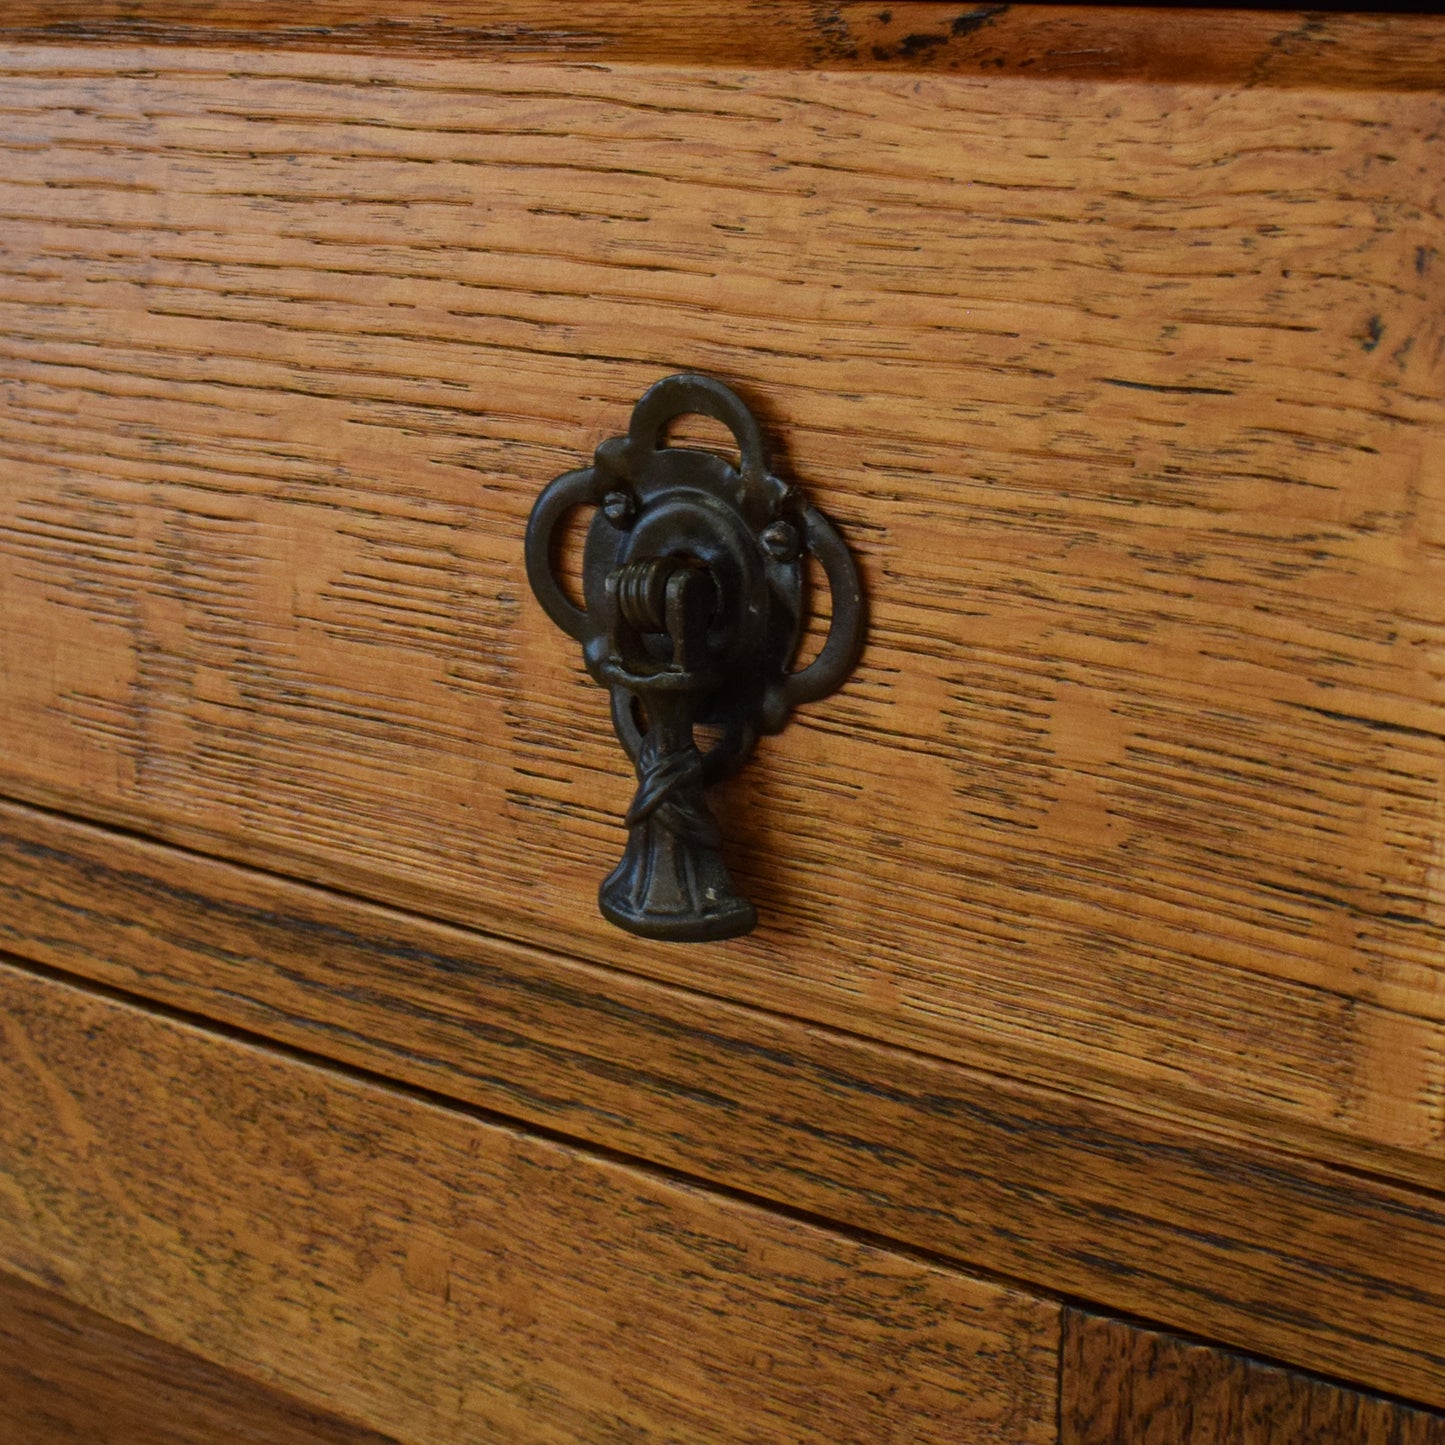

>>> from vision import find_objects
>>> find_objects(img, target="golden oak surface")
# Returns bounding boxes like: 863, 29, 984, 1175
1062, 1313, 1445, 1445
0, 4, 1444, 1440
0, 1268, 402, 1445
0, 39, 1441, 1187
0, 959, 1060, 1445
2, 796, 1443, 1405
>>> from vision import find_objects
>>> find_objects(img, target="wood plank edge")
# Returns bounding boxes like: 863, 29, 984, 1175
0, 776, 1437, 1196
0, 944, 1054, 1302
1060, 1308, 1445, 1444
0, 4, 1443, 89
0, 1267, 403, 1445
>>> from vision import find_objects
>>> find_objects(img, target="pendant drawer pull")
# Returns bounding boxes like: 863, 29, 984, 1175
524, 373, 865, 942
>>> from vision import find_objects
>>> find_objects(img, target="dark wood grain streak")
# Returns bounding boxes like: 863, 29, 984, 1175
1, 4, 1444, 89
1, 799, 1442, 1408
0, 1268, 401, 1445
1062, 1311, 1445, 1445
0, 47, 1441, 1203
0, 957, 1059, 1445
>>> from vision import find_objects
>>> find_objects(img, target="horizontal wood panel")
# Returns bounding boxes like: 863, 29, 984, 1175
1062, 1311, 1445, 1445
0, 48, 1442, 1188
2, 4, 1444, 90
0, 957, 1059, 1445
2, 799, 1443, 1407
0, 1268, 400, 1445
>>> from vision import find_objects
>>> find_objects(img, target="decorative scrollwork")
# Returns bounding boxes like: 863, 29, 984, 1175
524, 373, 865, 942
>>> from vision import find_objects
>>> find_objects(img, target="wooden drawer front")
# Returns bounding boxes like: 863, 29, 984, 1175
1062, 1312, 1445, 1445
0, 1268, 399, 1445
0, 14, 1443, 1262
0, 958, 1059, 1445
4, 797, 1444, 1408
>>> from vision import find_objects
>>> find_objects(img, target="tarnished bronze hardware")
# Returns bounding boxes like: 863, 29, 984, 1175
524, 373, 865, 942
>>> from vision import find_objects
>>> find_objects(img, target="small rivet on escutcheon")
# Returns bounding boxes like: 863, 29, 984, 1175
602, 489, 638, 529
760, 520, 801, 562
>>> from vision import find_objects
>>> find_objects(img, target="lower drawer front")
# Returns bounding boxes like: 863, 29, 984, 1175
0, 1269, 398, 1445
4, 798, 1443, 1410
0, 959, 1059, 1445
1062, 1314, 1445, 1445
8, 952, 1445, 1442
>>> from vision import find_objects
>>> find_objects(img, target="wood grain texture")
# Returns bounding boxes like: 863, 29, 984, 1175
2, 3, 1445, 90
0, 956, 1060, 1445
0, 1268, 400, 1445
1062, 1311, 1445, 1445
2, 798, 1443, 1408
0, 48, 1443, 1198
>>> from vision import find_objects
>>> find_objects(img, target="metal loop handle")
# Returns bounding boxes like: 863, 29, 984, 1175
523, 466, 607, 642
784, 502, 867, 710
